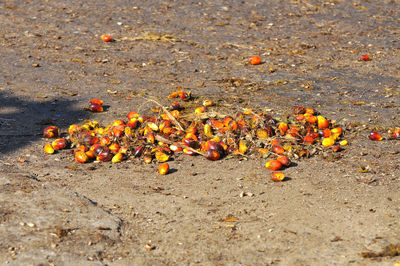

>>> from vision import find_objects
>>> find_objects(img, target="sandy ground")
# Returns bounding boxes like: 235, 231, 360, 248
0, 0, 399, 265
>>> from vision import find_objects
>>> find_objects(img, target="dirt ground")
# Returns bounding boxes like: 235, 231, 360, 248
0, 0, 399, 265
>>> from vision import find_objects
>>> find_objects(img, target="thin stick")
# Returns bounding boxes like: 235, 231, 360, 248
145, 98, 184, 131
155, 134, 205, 157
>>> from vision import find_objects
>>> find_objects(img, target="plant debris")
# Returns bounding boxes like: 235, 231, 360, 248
361, 244, 400, 258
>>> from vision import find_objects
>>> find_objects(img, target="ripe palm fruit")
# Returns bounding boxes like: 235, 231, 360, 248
331, 127, 342, 136
88, 102, 103, 112
272, 171, 285, 182
202, 100, 213, 107
195, 106, 207, 114
256, 129, 269, 140
369, 131, 383, 141
90, 143, 103, 155
43, 126, 60, 138
158, 163, 169, 175
146, 132, 155, 144
323, 128, 332, 138
278, 122, 288, 135
155, 151, 170, 162
170, 145, 182, 152
83, 134, 99, 146
89, 99, 103, 106
85, 150, 96, 159
159, 120, 171, 132
322, 137, 335, 147
238, 140, 248, 154
127, 111, 139, 120
265, 159, 282, 171
249, 56, 261, 65
112, 152, 124, 163
277, 156, 291, 167
272, 145, 285, 155
126, 119, 140, 129
206, 150, 221, 161
305, 108, 315, 114
305, 115, 317, 124
44, 143, 55, 154
317, 116, 329, 129
303, 135, 314, 144
133, 145, 144, 157
100, 136, 111, 146
178, 91, 191, 101
183, 149, 195, 156
109, 143, 120, 153
101, 35, 113, 42
206, 141, 225, 154
204, 124, 213, 138
68, 124, 80, 135
51, 138, 67, 150
97, 149, 112, 162
392, 129, 400, 139
75, 151, 89, 163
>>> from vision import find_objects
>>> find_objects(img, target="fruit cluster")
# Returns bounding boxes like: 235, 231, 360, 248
42, 89, 354, 179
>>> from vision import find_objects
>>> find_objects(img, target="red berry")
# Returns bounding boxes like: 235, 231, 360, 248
369, 131, 383, 141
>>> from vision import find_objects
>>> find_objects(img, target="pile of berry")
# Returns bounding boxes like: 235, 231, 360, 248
43, 89, 350, 178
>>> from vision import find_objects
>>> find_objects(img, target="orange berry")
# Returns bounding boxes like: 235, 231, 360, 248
322, 137, 335, 147
317, 116, 329, 129
272, 171, 285, 182
51, 138, 67, 150
101, 35, 113, 42
272, 145, 285, 155
109, 143, 120, 153
158, 163, 170, 175
44, 143, 55, 154
75, 150, 89, 163
249, 56, 261, 65
265, 160, 282, 171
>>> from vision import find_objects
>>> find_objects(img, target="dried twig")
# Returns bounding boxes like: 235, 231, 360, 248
145, 98, 184, 131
